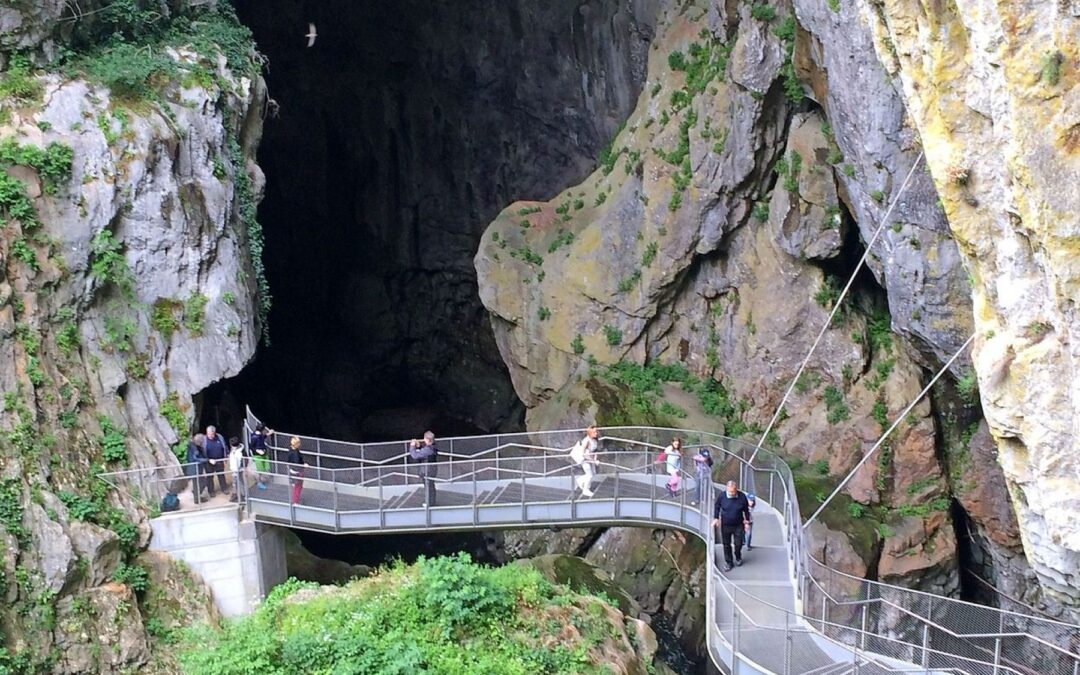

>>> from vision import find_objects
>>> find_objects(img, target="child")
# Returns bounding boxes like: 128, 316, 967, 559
664, 437, 683, 497
227, 437, 246, 503
249, 423, 273, 490
569, 426, 599, 497
745, 492, 757, 550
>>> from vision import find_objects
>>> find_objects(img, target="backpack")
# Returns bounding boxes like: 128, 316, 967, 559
569, 439, 586, 465
160, 492, 180, 513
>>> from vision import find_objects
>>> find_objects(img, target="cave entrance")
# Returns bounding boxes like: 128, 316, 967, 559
201, 0, 657, 442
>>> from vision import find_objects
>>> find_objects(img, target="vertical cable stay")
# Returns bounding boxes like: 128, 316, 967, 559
748, 151, 926, 464
803, 331, 975, 528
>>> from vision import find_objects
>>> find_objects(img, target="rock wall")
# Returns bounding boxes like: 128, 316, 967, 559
476, 0, 966, 602
863, 0, 1080, 619
0, 6, 266, 669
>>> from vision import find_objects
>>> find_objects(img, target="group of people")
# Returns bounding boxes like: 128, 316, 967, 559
568, 427, 758, 572
184, 423, 311, 505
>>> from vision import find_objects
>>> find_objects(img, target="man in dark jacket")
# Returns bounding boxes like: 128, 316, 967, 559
203, 425, 229, 497
408, 431, 439, 507
712, 480, 752, 572
185, 433, 208, 501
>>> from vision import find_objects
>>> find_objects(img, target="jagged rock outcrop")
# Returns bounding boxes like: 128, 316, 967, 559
0, 6, 266, 669
477, 0, 961, 600
863, 0, 1080, 620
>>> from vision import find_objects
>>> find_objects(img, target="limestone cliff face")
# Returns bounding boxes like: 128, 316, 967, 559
0, 11, 265, 669
477, 0, 961, 598
863, 0, 1080, 618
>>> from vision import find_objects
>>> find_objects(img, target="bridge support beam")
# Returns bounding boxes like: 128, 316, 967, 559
149, 506, 288, 617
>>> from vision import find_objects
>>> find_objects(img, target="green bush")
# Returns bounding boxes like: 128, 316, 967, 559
603, 325, 623, 346
90, 229, 134, 299
571, 334, 585, 355
183, 292, 209, 336
751, 4, 777, 21
811, 459, 829, 475
956, 369, 978, 404
823, 385, 849, 424
112, 563, 149, 593
180, 554, 624, 675
99, 417, 128, 464
847, 502, 866, 519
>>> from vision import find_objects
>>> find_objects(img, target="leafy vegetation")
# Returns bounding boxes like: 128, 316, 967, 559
773, 17, 803, 102
99, 417, 128, 464
183, 292, 209, 336
751, 4, 777, 21
548, 229, 575, 254
511, 245, 544, 266
1040, 51, 1063, 87
956, 369, 979, 404
151, 298, 183, 339
823, 385, 849, 424
774, 151, 802, 193
181, 554, 632, 675
571, 334, 585, 355
90, 229, 135, 299
603, 325, 623, 347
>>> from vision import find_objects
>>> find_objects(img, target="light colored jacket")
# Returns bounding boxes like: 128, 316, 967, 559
227, 444, 245, 473
570, 436, 598, 465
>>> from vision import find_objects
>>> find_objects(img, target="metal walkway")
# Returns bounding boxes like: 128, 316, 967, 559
103, 414, 1080, 675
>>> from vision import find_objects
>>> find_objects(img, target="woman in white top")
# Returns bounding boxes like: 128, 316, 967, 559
570, 425, 600, 497
664, 436, 683, 497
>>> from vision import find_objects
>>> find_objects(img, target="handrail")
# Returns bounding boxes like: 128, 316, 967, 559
105, 414, 1079, 674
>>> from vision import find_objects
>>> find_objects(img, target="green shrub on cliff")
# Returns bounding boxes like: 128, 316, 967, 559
180, 553, 631, 675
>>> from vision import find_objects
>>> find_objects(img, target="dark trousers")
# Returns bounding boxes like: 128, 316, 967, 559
720, 523, 745, 565
204, 461, 227, 494
422, 477, 437, 506
186, 463, 204, 497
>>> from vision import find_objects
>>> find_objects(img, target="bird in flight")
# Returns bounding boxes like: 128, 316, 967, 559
306, 23, 317, 47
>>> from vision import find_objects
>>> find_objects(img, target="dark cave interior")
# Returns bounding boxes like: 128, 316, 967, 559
202, 0, 656, 443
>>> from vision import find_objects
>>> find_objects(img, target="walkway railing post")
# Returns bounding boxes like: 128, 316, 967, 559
992, 637, 1002, 675
378, 466, 384, 529
860, 603, 868, 651
782, 611, 792, 675
316, 438, 322, 480
731, 586, 740, 673
472, 460, 478, 526
921, 623, 930, 673
614, 466, 620, 516
333, 474, 339, 531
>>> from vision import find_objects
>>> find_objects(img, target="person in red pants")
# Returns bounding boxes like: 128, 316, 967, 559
286, 436, 308, 505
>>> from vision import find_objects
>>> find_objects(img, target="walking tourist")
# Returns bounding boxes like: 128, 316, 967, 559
712, 480, 752, 572
408, 431, 440, 507
745, 492, 757, 550
692, 447, 713, 506
185, 433, 208, 501
203, 425, 228, 497
249, 423, 273, 490
286, 436, 307, 505
664, 437, 683, 497
228, 437, 246, 503
569, 425, 600, 497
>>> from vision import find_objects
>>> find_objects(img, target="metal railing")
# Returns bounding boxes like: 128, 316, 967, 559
95, 411, 1079, 675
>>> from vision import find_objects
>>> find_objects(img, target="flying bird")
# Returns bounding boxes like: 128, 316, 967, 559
306, 23, 317, 48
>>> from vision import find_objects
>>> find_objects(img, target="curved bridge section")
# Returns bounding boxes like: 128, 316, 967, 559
104, 412, 1080, 675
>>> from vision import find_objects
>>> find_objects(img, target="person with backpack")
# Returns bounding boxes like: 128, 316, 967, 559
712, 480, 752, 572
691, 447, 714, 506
408, 431, 439, 507
185, 433, 208, 502
249, 423, 274, 490
286, 436, 308, 505
228, 437, 246, 503
203, 425, 229, 497
569, 426, 600, 497
663, 437, 683, 497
